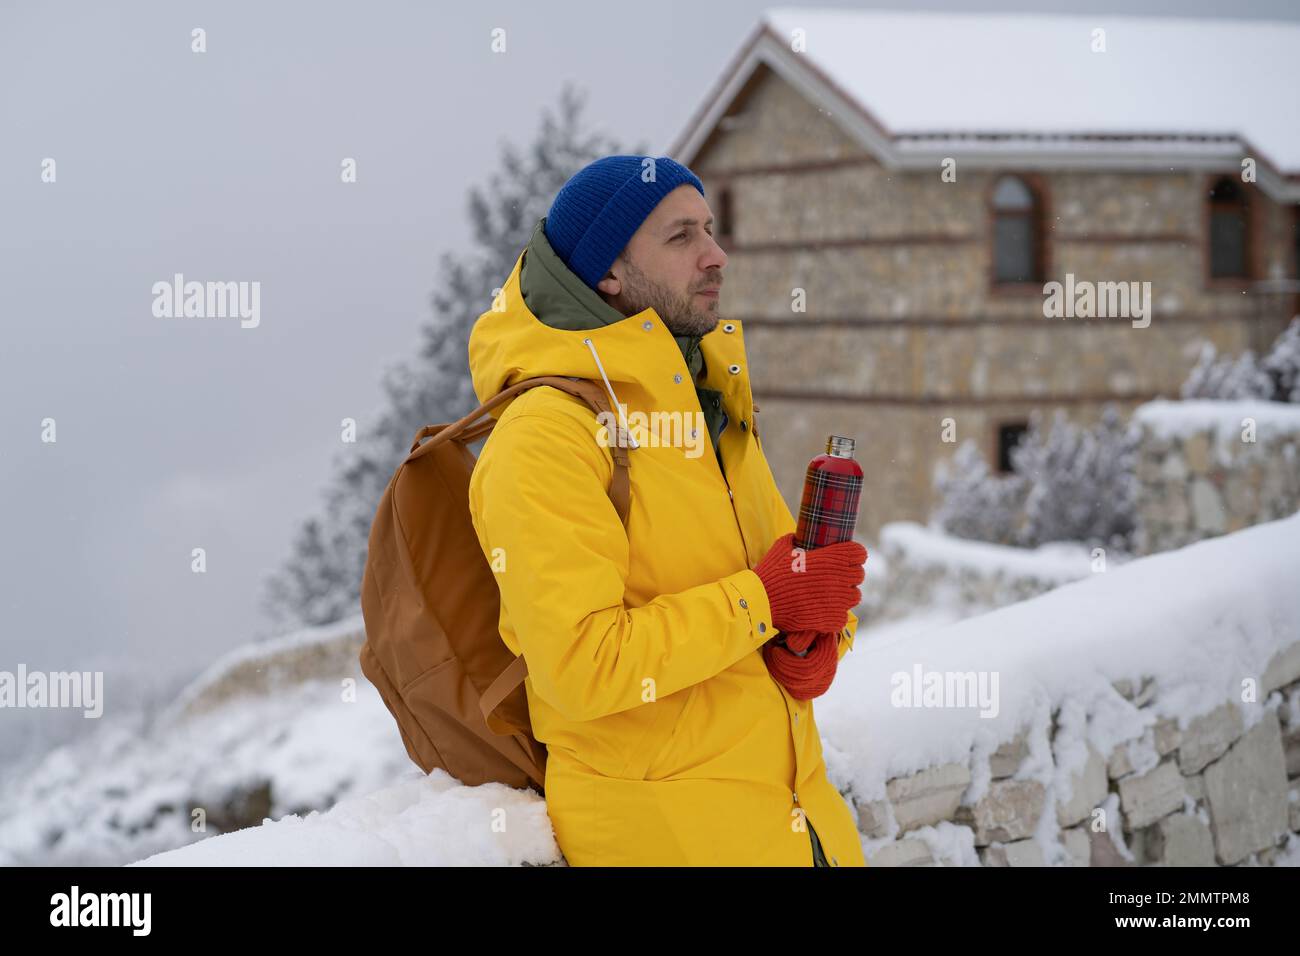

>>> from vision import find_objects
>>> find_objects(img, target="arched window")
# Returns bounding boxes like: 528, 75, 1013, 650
1207, 176, 1251, 279
991, 175, 1043, 284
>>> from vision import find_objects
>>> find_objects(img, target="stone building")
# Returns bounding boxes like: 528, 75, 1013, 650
668, 11, 1300, 540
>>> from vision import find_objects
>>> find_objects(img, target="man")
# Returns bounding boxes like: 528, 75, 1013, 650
466, 155, 867, 866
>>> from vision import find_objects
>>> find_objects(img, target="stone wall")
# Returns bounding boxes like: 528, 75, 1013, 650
843, 510, 1300, 867
1132, 400, 1300, 555
859, 655, 1300, 866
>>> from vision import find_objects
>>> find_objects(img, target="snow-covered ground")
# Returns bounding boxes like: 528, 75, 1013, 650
131, 769, 560, 867
138, 511, 1300, 866
5, 511, 1297, 867
0, 667, 411, 866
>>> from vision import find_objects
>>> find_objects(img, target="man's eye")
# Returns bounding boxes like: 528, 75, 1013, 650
672, 232, 687, 242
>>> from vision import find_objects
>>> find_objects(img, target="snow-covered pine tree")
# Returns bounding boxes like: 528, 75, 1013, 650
261, 85, 633, 634
931, 439, 1027, 545
1261, 316, 1300, 403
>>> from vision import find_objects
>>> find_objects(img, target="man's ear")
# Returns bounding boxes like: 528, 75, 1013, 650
597, 247, 630, 297
596, 270, 621, 297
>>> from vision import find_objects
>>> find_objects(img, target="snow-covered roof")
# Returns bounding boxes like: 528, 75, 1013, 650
672, 10, 1300, 199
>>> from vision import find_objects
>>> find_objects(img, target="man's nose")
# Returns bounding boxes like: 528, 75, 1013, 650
701, 232, 727, 272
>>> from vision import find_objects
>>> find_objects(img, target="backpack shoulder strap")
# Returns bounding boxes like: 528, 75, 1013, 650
551, 377, 632, 525
404, 375, 632, 524
401, 375, 635, 732
455, 376, 635, 731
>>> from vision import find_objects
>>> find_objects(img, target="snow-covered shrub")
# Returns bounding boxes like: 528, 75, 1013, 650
931, 404, 1138, 551
1010, 405, 1138, 550
1180, 342, 1273, 400
931, 440, 1026, 546
1261, 316, 1300, 403
1180, 316, 1300, 403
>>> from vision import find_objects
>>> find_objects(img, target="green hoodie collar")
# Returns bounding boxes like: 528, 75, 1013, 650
675, 330, 706, 383
520, 218, 706, 383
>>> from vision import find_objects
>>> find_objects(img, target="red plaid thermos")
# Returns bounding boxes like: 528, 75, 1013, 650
793, 436, 863, 551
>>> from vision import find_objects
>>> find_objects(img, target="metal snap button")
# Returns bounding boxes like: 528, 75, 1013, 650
758, 622, 766, 633
723, 323, 735, 333
728, 364, 740, 375
673, 373, 682, 384
741, 420, 748, 430
642, 320, 653, 330
738, 598, 748, 609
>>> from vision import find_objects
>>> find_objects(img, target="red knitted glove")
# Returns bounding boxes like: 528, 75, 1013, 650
763, 629, 840, 700
753, 532, 866, 633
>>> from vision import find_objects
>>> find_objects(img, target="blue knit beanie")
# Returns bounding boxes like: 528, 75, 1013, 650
545, 155, 705, 289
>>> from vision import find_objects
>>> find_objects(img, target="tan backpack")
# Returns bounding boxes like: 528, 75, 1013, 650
358, 376, 632, 796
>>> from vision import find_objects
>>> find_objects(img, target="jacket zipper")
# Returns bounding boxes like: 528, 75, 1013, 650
707, 392, 751, 560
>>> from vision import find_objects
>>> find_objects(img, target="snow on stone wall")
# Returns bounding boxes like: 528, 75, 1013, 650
826, 511, 1300, 867
1132, 399, 1300, 555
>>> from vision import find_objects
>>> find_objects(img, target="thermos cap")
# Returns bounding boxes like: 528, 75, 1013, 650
826, 435, 856, 458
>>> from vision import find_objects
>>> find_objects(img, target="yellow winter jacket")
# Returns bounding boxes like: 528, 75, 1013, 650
466, 224, 865, 867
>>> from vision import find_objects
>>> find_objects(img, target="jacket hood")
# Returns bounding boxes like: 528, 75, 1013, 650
469, 218, 737, 426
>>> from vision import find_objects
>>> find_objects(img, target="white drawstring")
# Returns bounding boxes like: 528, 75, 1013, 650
582, 337, 640, 449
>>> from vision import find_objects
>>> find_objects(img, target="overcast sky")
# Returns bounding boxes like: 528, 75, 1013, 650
2, 0, 1296, 766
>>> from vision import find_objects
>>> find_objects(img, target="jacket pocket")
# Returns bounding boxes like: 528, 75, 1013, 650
629, 683, 699, 782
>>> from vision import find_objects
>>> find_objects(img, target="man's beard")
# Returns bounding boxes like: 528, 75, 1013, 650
617, 256, 720, 338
